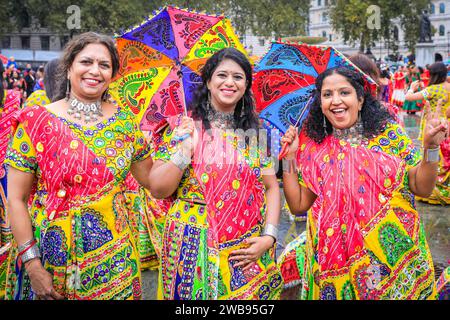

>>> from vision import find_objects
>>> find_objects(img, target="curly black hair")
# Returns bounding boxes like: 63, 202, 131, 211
190, 47, 259, 131
305, 67, 392, 144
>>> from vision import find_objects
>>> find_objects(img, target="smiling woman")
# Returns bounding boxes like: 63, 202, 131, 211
278, 66, 448, 300
4, 32, 155, 300
148, 48, 283, 300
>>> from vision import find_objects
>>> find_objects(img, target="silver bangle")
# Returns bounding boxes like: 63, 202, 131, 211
425, 147, 440, 163
18, 239, 35, 252
262, 223, 279, 244
170, 149, 191, 171
21, 244, 41, 264
282, 158, 297, 174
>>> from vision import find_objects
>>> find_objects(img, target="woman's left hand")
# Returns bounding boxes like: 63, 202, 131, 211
423, 99, 449, 149
228, 236, 275, 271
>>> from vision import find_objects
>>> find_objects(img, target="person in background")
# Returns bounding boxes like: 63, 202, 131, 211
405, 61, 450, 205
0, 59, 5, 88
24, 65, 36, 100
33, 65, 45, 92
403, 64, 423, 114
420, 65, 430, 88
6, 57, 17, 70
10, 70, 26, 106
23, 59, 59, 108
391, 65, 406, 110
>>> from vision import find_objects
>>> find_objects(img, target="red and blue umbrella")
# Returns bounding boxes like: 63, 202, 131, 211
252, 41, 377, 155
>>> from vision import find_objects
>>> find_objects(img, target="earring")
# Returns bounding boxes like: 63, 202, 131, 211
206, 91, 212, 111
323, 114, 327, 131
102, 88, 110, 102
65, 78, 71, 100
356, 111, 364, 135
240, 98, 245, 117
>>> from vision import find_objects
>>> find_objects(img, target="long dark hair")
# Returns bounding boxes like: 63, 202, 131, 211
428, 62, 447, 86
53, 32, 120, 101
191, 47, 259, 131
43, 58, 59, 102
305, 67, 392, 144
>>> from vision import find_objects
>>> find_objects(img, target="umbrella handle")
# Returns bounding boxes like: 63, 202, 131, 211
278, 142, 289, 160
173, 133, 191, 142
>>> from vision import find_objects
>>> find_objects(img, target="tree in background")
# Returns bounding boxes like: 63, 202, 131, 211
329, 0, 431, 55
1, 0, 310, 42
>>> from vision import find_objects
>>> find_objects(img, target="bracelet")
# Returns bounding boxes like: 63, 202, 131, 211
21, 244, 41, 265
170, 149, 191, 171
282, 158, 297, 174
18, 238, 35, 252
262, 223, 279, 244
425, 147, 440, 163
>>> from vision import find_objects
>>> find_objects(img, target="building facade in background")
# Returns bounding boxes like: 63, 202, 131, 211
1, 1, 449, 67
308, 0, 450, 62
0, 16, 68, 67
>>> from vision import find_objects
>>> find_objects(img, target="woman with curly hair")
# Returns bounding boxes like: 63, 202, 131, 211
278, 66, 446, 300
148, 47, 283, 300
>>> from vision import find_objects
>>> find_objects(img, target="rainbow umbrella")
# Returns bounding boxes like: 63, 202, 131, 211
252, 40, 377, 156
110, 6, 248, 132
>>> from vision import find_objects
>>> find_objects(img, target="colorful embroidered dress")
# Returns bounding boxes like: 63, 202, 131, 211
416, 84, 450, 205
153, 117, 283, 300
123, 174, 160, 270
403, 75, 423, 112
23, 90, 51, 109
278, 121, 437, 299
4, 104, 151, 300
0, 90, 21, 298
391, 71, 406, 108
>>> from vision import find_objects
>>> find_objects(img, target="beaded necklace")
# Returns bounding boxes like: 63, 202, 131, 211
206, 108, 235, 130
332, 120, 364, 145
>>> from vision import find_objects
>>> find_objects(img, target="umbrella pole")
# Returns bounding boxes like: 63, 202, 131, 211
172, 66, 190, 141
278, 95, 313, 160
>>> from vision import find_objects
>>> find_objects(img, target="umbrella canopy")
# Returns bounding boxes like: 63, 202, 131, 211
110, 6, 248, 132
253, 41, 377, 137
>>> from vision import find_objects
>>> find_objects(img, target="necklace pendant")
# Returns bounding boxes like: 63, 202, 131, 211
68, 97, 103, 123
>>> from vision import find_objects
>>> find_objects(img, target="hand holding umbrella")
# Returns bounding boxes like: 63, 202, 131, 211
278, 95, 313, 160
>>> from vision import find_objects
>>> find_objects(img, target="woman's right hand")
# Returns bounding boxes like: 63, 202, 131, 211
25, 259, 64, 300
280, 125, 299, 160
174, 116, 198, 157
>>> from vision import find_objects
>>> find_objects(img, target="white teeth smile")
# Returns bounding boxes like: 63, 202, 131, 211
85, 79, 100, 84
332, 109, 346, 114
